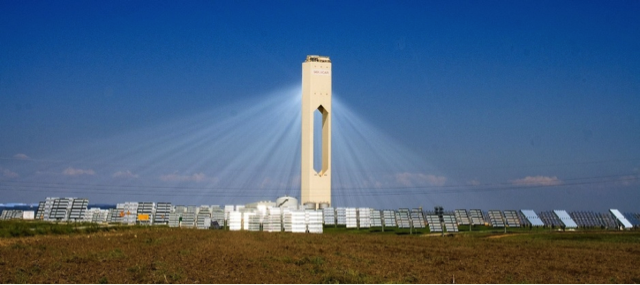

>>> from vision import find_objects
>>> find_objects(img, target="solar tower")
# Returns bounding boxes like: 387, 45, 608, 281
301, 55, 332, 207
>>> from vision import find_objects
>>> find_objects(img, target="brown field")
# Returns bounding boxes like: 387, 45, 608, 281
1, 226, 640, 283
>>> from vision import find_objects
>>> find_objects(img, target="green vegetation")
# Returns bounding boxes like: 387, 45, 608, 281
323, 225, 428, 235
509, 231, 640, 243
1, 220, 630, 239
322, 224, 602, 235
0, 220, 140, 238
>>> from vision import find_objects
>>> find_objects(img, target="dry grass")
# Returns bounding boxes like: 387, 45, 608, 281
1, 226, 639, 283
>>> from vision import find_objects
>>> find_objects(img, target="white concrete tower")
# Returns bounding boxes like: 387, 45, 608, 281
301, 55, 332, 206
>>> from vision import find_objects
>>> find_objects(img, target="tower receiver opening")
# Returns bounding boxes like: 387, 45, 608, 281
314, 105, 329, 176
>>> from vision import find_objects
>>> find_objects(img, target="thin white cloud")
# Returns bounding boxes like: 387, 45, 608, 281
395, 172, 447, 187
617, 175, 638, 186
13, 153, 29, 160
113, 170, 139, 179
2, 169, 19, 178
512, 176, 562, 186
467, 180, 481, 186
63, 167, 95, 176
160, 172, 208, 182
425, 175, 447, 186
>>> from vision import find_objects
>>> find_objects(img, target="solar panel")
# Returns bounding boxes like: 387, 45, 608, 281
181, 213, 196, 229
282, 208, 293, 232
468, 209, 485, 225
14, 210, 24, 219
34, 201, 45, 220
0, 210, 23, 220
47, 198, 57, 220
81, 207, 95, 222
241, 211, 253, 231
37, 198, 55, 221
91, 209, 109, 223
520, 210, 544, 226
345, 208, 358, 228
503, 210, 521, 227
13, 210, 23, 219
371, 209, 382, 227
396, 209, 411, 229
516, 211, 531, 227
105, 209, 114, 223
610, 209, 633, 229
290, 210, 306, 233
136, 202, 155, 225
254, 205, 269, 223
86, 210, 97, 223
624, 212, 640, 227
323, 207, 335, 225
48, 197, 74, 221
584, 211, 594, 227
488, 210, 505, 227
588, 211, 601, 227
84, 208, 94, 223
358, 208, 371, 228
442, 214, 458, 232
595, 212, 617, 229
121, 202, 139, 225
28, 194, 640, 236
168, 206, 185, 228
336, 208, 347, 226
569, 211, 602, 228
569, 211, 582, 227
154, 202, 172, 225
211, 207, 225, 227
584, 211, 592, 227
228, 211, 242, 231
454, 209, 470, 225
196, 206, 212, 229
382, 210, 396, 227
246, 212, 262, 231
265, 207, 282, 232
591, 211, 606, 228
110, 204, 122, 223
425, 215, 442, 232
410, 208, 426, 229
553, 210, 578, 228
262, 207, 271, 231
484, 211, 492, 224
307, 210, 323, 234
537, 211, 557, 227
224, 205, 234, 225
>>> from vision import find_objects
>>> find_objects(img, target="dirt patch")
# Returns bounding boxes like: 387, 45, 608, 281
487, 233, 524, 239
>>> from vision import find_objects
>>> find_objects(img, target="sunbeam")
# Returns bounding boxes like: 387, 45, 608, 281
7, 84, 455, 207
2, 80, 639, 212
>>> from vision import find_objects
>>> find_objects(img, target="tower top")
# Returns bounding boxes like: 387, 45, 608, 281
305, 55, 331, 63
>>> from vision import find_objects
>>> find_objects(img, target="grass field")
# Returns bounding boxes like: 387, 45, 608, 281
0, 221, 639, 283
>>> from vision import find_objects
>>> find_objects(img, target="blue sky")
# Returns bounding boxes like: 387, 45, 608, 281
1, 1, 639, 211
